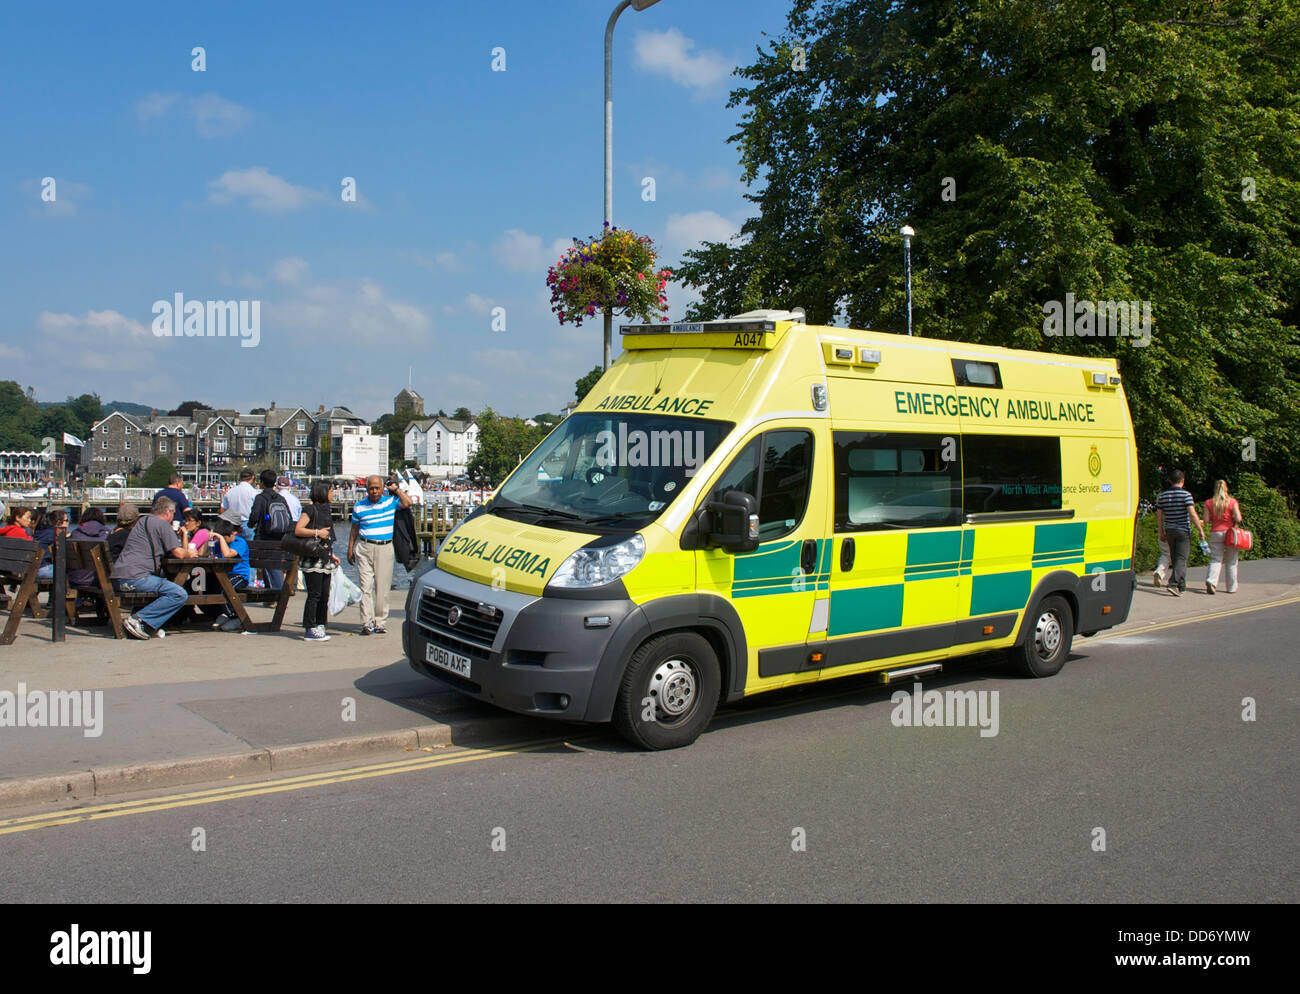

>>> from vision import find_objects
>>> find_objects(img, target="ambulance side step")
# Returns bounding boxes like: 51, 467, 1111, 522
877, 662, 943, 685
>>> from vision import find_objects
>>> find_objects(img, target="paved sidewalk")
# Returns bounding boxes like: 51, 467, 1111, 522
2, 559, 1298, 809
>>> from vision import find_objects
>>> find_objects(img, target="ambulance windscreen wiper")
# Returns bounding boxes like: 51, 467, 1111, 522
506, 501, 583, 522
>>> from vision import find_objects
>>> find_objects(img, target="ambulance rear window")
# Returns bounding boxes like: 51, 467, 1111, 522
952, 359, 1002, 388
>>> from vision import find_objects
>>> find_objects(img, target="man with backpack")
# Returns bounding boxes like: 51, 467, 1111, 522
248, 469, 294, 589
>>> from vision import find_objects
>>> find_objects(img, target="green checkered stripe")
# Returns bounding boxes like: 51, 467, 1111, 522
731, 538, 831, 598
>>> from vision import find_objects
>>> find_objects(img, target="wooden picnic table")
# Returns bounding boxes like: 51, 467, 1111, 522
161, 556, 256, 632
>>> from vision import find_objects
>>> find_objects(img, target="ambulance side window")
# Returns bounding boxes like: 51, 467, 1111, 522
833, 431, 961, 530
709, 430, 814, 541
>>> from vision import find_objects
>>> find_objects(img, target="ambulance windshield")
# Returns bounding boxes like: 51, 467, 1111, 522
492, 413, 733, 530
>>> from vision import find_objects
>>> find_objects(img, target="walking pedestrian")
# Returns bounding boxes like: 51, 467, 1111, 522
248, 469, 294, 589
153, 472, 192, 516
1156, 470, 1206, 597
297, 481, 340, 641
1204, 479, 1243, 595
221, 468, 259, 542
1152, 535, 1172, 587
108, 495, 199, 639
347, 474, 412, 635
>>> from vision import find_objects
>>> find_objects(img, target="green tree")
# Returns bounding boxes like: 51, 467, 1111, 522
34, 407, 84, 453
372, 411, 418, 470
0, 381, 40, 451
468, 408, 552, 487
65, 393, 102, 438
452, 407, 473, 422
168, 400, 210, 419
142, 457, 178, 489
575, 365, 603, 404
678, 0, 1300, 500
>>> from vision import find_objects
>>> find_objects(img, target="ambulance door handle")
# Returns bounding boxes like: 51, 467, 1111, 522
801, 539, 817, 577
840, 537, 855, 572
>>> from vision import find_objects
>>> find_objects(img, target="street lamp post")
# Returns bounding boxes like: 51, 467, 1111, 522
900, 225, 915, 336
603, 0, 663, 370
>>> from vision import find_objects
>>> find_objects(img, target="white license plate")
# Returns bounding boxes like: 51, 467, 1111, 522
426, 643, 472, 678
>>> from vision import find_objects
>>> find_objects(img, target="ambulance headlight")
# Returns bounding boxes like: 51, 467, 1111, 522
548, 534, 645, 588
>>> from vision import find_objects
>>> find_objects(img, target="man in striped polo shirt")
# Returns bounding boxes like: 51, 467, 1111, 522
1156, 469, 1206, 596
348, 474, 412, 634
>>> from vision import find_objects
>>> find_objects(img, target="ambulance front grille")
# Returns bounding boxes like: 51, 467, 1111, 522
417, 589, 502, 651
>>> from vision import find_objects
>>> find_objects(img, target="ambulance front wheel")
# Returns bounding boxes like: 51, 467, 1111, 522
612, 632, 721, 750
1014, 595, 1074, 678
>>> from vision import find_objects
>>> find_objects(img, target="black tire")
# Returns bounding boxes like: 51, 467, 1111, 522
1012, 594, 1074, 678
612, 632, 721, 750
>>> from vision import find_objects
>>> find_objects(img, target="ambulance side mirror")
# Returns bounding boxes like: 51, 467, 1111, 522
704, 490, 760, 553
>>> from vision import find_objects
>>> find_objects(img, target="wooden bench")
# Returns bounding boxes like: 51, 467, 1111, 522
244, 540, 300, 633
67, 540, 159, 639
0, 536, 45, 645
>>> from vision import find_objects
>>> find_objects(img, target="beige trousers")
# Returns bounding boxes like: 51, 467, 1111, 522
1206, 531, 1239, 592
355, 540, 394, 628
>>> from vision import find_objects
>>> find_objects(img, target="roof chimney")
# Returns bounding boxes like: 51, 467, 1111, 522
318, 404, 325, 414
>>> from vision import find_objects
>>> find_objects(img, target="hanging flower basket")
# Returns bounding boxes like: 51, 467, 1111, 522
547, 224, 671, 327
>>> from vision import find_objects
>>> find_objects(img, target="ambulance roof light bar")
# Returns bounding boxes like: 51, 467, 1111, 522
622, 308, 805, 335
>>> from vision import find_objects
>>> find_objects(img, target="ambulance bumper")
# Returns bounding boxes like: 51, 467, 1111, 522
403, 566, 639, 722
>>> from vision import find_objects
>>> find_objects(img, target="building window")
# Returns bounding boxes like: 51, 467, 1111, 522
246, 426, 255, 435
217, 425, 225, 435
243, 439, 253, 451
961, 435, 1062, 514
297, 420, 306, 431
832, 431, 961, 532
101, 440, 107, 450
159, 441, 168, 453
708, 430, 815, 542
124, 425, 133, 435
295, 434, 308, 447
291, 451, 308, 468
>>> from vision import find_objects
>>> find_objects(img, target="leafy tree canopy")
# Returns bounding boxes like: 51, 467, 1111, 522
677, 0, 1300, 497
468, 408, 553, 487
142, 457, 178, 489
575, 366, 603, 404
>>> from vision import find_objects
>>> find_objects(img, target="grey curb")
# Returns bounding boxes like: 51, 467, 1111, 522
0, 718, 523, 813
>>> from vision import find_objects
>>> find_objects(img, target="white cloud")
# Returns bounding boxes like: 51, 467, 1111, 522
35, 310, 152, 370
402, 249, 469, 276
664, 210, 740, 255
271, 257, 310, 285
21, 178, 91, 217
208, 167, 321, 211
493, 229, 570, 274
633, 28, 731, 90
264, 274, 431, 344
135, 91, 253, 137
135, 91, 181, 121
463, 293, 492, 314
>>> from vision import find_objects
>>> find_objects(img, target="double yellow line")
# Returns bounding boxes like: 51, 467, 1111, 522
0, 736, 575, 836
4, 593, 1294, 836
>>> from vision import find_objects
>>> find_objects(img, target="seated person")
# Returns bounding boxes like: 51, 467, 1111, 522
34, 509, 68, 582
0, 506, 34, 540
66, 509, 112, 624
107, 495, 199, 640
107, 503, 140, 561
208, 518, 252, 628
182, 509, 211, 552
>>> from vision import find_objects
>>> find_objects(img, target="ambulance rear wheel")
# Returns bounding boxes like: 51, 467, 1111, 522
612, 632, 720, 750
1014, 594, 1073, 678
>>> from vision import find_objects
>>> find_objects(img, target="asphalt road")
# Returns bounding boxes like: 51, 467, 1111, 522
2, 604, 1295, 903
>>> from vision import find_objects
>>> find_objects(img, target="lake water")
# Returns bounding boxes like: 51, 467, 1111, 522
330, 522, 421, 591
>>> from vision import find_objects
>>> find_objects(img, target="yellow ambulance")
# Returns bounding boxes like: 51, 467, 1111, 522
404, 311, 1137, 749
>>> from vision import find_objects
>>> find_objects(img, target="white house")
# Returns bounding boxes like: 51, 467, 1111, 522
405, 416, 479, 469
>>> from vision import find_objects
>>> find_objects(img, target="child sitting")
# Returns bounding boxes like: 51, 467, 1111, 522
209, 518, 252, 630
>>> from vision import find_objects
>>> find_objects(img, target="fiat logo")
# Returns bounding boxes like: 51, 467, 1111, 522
447, 606, 461, 626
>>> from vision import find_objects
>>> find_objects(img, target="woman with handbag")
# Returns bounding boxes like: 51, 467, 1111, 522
294, 481, 341, 641
1204, 479, 1243, 594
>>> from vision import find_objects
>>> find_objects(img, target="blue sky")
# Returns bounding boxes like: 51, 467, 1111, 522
1, 0, 794, 421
